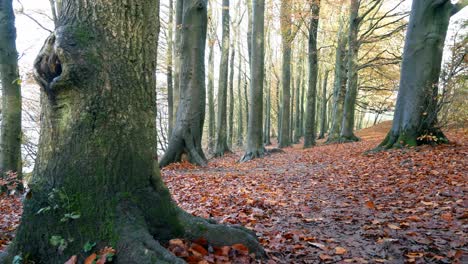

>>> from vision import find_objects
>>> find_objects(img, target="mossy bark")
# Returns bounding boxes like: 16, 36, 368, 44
378, 0, 462, 149
0, 0, 22, 178
2, 0, 263, 263
279, 0, 292, 148
303, 1, 320, 148
339, 0, 360, 143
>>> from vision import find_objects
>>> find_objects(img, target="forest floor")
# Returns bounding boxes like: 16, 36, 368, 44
1, 121, 467, 263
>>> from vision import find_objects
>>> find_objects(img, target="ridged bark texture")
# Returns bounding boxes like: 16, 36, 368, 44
279, 0, 292, 148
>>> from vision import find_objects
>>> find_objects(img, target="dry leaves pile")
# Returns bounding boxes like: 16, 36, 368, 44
1, 122, 466, 263
163, 122, 467, 263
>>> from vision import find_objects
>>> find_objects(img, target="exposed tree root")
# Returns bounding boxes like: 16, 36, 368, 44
160, 132, 207, 168
240, 148, 266, 163
338, 134, 360, 143
377, 129, 448, 150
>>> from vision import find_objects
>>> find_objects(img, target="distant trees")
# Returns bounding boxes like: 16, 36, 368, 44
380, 0, 467, 148
0, 0, 22, 178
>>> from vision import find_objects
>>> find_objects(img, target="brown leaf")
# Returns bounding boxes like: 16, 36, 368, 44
335, 247, 347, 255
64, 255, 77, 264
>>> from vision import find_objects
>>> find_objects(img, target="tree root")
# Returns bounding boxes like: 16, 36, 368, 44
240, 148, 266, 163
178, 211, 266, 258
337, 134, 360, 143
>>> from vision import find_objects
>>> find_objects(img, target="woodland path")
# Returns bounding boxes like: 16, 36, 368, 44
1, 122, 466, 263
162, 122, 467, 263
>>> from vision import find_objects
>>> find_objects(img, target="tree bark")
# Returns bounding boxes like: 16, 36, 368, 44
228, 38, 235, 148
304, 1, 320, 148
236, 31, 244, 147
241, 0, 265, 162
3, 0, 264, 263
379, 0, 462, 148
207, 1, 216, 153
0, 0, 22, 178
167, 0, 174, 137
279, 0, 292, 148
339, 0, 360, 142
160, 0, 208, 167
173, 0, 184, 126
293, 53, 303, 143
318, 70, 329, 139
327, 15, 347, 143
214, 0, 231, 157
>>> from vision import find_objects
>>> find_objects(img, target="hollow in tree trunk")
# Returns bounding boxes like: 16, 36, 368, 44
379, 0, 466, 148
2, 1, 264, 262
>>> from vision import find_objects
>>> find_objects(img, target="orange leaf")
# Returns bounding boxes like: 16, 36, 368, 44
335, 247, 347, 255
365, 201, 375, 209
441, 213, 453, 221
190, 243, 208, 256
387, 224, 401, 230
319, 254, 332, 261
84, 253, 97, 264
232, 243, 249, 255
64, 255, 77, 264
407, 215, 421, 222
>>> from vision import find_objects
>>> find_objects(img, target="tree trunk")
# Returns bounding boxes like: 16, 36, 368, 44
327, 15, 347, 143
279, 0, 292, 148
160, 0, 208, 167
172, 0, 184, 126
207, 1, 216, 153
167, 0, 174, 137
318, 70, 329, 139
304, 1, 320, 148
214, 0, 231, 157
293, 54, 302, 143
3, 0, 264, 263
241, 0, 265, 162
0, 0, 22, 178
236, 33, 244, 147
228, 39, 235, 148
379, 0, 463, 148
246, 0, 253, 68
339, 0, 360, 142
264, 73, 272, 145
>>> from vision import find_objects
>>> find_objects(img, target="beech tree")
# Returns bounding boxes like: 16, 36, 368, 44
160, 0, 208, 167
241, 0, 265, 162
304, 0, 321, 148
380, 0, 467, 148
279, 0, 292, 148
0, 0, 22, 178
2, 1, 264, 262
215, 0, 231, 157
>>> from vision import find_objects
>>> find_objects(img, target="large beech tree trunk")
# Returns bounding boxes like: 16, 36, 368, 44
0, 0, 22, 177
167, 0, 174, 137
379, 0, 466, 148
3, 1, 264, 263
318, 70, 329, 139
160, 0, 208, 167
303, 1, 320, 148
207, 1, 216, 153
339, 0, 360, 142
241, 0, 265, 162
214, 0, 231, 157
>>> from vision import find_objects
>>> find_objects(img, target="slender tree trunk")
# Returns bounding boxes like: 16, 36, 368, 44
327, 15, 348, 143
214, 0, 231, 156
207, 1, 216, 153
4, 1, 264, 263
160, 0, 209, 167
290, 65, 295, 142
241, 0, 265, 162
318, 70, 329, 139
279, 0, 292, 148
236, 41, 244, 146
246, 0, 252, 68
300, 60, 305, 137
276, 75, 281, 142
304, 1, 320, 148
339, 0, 360, 142
228, 38, 235, 148
379, 0, 464, 148
243, 71, 249, 129
172, 0, 184, 126
0, 0, 22, 178
167, 0, 174, 137
293, 54, 302, 143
